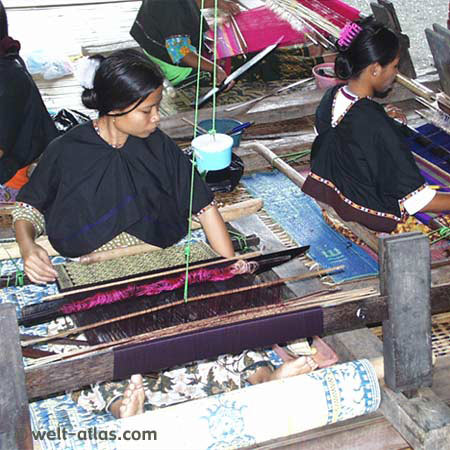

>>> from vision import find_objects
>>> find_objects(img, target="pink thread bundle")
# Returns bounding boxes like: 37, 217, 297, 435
61, 264, 248, 315
338, 22, 362, 49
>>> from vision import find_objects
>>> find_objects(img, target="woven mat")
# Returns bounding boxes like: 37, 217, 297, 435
372, 312, 450, 358
56, 241, 217, 290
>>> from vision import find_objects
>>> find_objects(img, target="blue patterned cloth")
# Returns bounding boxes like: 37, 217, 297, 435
242, 171, 379, 282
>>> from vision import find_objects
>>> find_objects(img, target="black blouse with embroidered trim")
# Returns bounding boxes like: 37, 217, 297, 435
16, 122, 214, 257
302, 86, 426, 232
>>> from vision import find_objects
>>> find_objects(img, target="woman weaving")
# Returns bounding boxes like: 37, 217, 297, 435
13, 49, 318, 418
13, 49, 234, 283
130, 0, 240, 87
130, 0, 330, 89
302, 17, 450, 232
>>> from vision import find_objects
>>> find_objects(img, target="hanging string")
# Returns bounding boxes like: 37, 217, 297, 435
211, 0, 219, 136
184, 0, 213, 302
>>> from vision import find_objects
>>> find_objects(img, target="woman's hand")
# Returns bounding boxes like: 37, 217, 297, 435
218, 0, 241, 15
21, 242, 57, 284
385, 104, 407, 125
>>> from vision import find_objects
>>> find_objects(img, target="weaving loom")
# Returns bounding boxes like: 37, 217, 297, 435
18, 245, 334, 380
406, 123, 450, 229
206, 0, 360, 58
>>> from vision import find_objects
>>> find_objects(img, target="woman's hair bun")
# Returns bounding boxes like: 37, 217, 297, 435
81, 88, 99, 110
334, 53, 353, 80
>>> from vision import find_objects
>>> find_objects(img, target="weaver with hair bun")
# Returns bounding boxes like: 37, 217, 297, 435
302, 17, 450, 232
13, 49, 234, 284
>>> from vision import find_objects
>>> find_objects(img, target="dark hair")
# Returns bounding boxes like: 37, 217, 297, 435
0, 1, 8, 40
334, 16, 400, 80
82, 49, 164, 116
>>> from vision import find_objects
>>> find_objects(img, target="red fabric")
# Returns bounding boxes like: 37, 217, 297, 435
207, 0, 360, 58
4, 166, 29, 190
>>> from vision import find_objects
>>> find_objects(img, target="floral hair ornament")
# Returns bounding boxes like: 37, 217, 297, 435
337, 22, 362, 49
74, 56, 101, 90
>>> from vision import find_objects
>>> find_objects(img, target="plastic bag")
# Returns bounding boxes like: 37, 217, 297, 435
52, 109, 90, 134
25, 49, 73, 80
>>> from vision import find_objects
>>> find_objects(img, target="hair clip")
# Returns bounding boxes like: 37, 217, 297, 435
338, 22, 362, 49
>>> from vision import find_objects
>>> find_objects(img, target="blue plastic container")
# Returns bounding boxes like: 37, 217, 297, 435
198, 118, 243, 148
191, 133, 234, 172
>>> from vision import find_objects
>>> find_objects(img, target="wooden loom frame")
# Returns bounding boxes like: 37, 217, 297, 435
1, 231, 450, 449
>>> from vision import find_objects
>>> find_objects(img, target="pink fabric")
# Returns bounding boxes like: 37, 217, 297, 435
207, 0, 360, 58
61, 265, 240, 314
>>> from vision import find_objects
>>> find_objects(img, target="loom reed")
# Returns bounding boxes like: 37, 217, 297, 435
23, 265, 344, 347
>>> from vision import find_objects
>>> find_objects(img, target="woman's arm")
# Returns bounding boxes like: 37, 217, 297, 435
180, 51, 228, 84
420, 192, 450, 213
198, 205, 235, 258
198, 0, 241, 15
15, 220, 57, 283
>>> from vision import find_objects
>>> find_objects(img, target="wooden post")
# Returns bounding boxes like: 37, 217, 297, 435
0, 303, 32, 449
371, 0, 416, 78
379, 232, 433, 393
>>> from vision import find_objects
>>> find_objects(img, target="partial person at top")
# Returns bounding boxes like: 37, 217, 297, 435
302, 17, 450, 233
130, 0, 331, 90
0, 1, 58, 201
130, 0, 240, 87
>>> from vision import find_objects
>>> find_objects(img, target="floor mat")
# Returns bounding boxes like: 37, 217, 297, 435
241, 170, 379, 282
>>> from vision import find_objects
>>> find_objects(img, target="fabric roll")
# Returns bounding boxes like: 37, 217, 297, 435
110, 359, 380, 449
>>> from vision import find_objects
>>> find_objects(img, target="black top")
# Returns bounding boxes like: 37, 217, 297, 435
302, 86, 425, 232
130, 0, 207, 64
0, 56, 58, 184
17, 122, 214, 257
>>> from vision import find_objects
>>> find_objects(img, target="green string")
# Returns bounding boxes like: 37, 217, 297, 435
15, 271, 24, 287
271, 150, 311, 166
184, 0, 220, 301
211, 0, 218, 135
228, 230, 249, 253
428, 226, 450, 245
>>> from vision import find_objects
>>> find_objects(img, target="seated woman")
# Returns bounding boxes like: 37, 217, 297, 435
14, 49, 234, 282
0, 1, 58, 201
130, 0, 329, 88
130, 0, 239, 86
302, 17, 450, 233
13, 49, 317, 418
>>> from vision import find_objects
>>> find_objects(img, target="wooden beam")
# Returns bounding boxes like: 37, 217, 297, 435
160, 80, 441, 141
379, 233, 433, 393
0, 304, 32, 450
326, 328, 450, 449
24, 283, 450, 400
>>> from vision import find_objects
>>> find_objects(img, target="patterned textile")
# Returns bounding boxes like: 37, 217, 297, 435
206, 0, 359, 58
31, 359, 379, 449
73, 349, 275, 414
242, 170, 379, 282
0, 185, 19, 202
165, 35, 197, 64
56, 241, 217, 289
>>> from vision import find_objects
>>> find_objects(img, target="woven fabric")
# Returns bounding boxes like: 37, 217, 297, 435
56, 241, 217, 290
